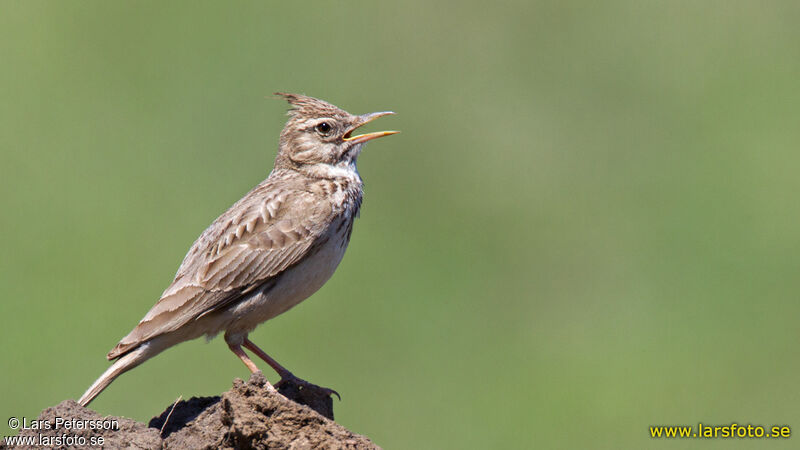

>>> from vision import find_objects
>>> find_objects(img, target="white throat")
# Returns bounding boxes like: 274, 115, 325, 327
305, 161, 361, 183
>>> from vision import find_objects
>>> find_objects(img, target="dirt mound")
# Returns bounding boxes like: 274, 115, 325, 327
3, 373, 379, 449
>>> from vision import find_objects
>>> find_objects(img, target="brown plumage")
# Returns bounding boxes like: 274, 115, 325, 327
79, 94, 397, 406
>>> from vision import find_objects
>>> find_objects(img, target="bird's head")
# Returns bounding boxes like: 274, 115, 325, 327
273, 93, 397, 176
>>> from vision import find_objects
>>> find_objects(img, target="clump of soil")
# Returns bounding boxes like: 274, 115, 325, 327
3, 373, 379, 449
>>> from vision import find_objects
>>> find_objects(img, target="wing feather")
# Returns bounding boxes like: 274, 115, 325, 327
108, 175, 333, 359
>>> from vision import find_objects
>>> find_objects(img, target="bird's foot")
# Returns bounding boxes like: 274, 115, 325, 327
275, 373, 341, 400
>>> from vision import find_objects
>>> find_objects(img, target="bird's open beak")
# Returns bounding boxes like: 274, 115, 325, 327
343, 111, 399, 144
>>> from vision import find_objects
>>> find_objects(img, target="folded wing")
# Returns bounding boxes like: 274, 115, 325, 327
108, 179, 332, 359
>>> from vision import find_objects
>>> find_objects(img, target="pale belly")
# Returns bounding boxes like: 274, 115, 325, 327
216, 219, 352, 336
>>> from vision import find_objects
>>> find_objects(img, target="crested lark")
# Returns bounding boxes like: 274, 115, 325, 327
78, 93, 397, 406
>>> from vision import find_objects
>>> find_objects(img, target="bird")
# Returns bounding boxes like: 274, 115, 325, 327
78, 93, 398, 406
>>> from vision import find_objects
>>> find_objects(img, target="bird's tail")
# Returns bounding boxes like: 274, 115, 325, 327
78, 341, 161, 406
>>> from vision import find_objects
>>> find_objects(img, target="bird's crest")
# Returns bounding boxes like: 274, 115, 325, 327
274, 92, 348, 119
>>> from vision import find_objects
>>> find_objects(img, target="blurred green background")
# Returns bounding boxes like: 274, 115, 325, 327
2, 1, 799, 448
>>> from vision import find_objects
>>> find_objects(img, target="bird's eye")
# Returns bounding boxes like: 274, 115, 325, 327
315, 122, 332, 135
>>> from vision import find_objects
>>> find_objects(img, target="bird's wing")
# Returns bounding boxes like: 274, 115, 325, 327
108, 180, 332, 359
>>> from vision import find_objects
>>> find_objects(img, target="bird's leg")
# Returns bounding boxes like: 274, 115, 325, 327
225, 333, 277, 392
227, 342, 261, 374
242, 338, 292, 378
243, 338, 340, 399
